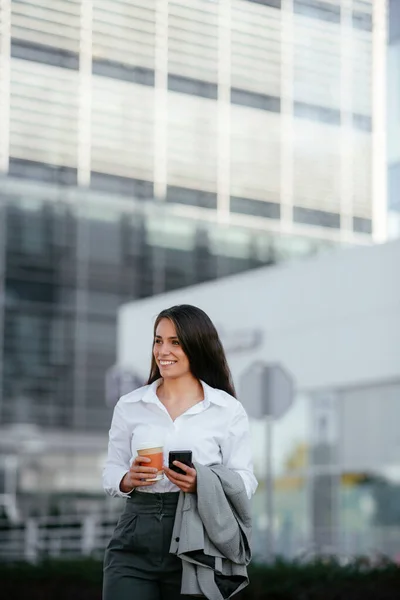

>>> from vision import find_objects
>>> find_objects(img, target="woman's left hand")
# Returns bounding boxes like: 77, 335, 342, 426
164, 461, 197, 493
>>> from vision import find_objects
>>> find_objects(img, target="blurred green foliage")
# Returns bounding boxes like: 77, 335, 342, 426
1, 558, 400, 600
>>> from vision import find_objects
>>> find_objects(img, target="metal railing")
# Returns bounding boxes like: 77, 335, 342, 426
1, 515, 400, 564
0, 514, 117, 562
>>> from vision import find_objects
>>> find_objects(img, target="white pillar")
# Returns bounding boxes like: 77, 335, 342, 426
217, 0, 231, 223
280, 0, 294, 232
0, 0, 11, 173
372, 0, 388, 243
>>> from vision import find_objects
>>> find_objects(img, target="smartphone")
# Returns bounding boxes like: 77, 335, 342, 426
169, 450, 193, 475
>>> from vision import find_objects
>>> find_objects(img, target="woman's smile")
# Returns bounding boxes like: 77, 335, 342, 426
158, 359, 177, 368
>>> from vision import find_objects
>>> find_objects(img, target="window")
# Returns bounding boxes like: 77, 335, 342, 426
352, 11, 372, 32
166, 185, 217, 209
294, 101, 341, 125
11, 39, 79, 70
231, 88, 280, 113
294, 206, 340, 229
352, 113, 372, 132
245, 0, 281, 7
92, 58, 154, 86
389, 0, 400, 43
9, 158, 77, 186
353, 216, 372, 234
388, 163, 400, 211
230, 196, 280, 219
293, 0, 340, 24
168, 74, 218, 99
90, 172, 153, 199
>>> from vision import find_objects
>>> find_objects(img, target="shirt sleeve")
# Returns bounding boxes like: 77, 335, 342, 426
220, 401, 258, 499
102, 401, 134, 498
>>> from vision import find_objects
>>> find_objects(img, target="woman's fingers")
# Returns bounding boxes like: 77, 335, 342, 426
131, 455, 158, 475
133, 456, 152, 465
129, 456, 197, 490
126, 455, 159, 486
163, 466, 196, 493
137, 480, 158, 486
131, 465, 158, 474
164, 462, 196, 482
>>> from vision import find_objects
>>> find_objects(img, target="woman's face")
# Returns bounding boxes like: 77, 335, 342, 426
153, 318, 191, 379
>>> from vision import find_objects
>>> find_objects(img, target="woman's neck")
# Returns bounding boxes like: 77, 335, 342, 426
158, 374, 204, 403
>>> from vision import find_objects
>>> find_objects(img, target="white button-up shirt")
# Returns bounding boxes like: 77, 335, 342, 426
103, 379, 258, 499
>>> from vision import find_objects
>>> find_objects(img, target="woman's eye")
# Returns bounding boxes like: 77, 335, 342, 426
154, 339, 162, 344
172, 340, 180, 345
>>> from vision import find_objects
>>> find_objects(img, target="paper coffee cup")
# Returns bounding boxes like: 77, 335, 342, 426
136, 442, 164, 481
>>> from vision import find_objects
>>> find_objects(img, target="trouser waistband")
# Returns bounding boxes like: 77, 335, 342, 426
125, 491, 179, 516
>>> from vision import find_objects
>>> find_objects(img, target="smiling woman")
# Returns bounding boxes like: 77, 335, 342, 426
154, 319, 190, 379
102, 304, 258, 600
148, 305, 236, 395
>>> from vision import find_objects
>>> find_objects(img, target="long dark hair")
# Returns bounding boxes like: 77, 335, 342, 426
147, 305, 236, 398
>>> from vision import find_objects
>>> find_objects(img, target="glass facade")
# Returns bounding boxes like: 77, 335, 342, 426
0, 0, 385, 435
0, 180, 334, 433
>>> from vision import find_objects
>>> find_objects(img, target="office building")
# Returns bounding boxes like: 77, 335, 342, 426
0, 0, 386, 439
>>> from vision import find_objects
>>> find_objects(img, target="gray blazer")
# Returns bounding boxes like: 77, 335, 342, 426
169, 462, 252, 600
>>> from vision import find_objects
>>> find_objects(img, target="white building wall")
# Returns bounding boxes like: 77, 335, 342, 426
118, 239, 400, 392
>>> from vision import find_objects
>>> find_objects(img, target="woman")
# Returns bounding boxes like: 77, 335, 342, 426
102, 304, 258, 600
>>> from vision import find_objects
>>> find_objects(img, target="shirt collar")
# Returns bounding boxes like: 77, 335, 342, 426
129, 379, 229, 407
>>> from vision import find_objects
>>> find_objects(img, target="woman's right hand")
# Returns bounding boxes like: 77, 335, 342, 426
119, 456, 158, 492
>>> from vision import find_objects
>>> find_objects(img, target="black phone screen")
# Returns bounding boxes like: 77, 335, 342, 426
169, 450, 193, 475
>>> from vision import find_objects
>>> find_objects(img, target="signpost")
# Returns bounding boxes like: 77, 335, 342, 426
240, 362, 294, 561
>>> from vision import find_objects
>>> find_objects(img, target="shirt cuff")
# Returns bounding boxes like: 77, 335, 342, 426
118, 471, 136, 497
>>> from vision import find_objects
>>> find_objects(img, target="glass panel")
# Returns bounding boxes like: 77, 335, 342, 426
231, 0, 281, 97
167, 93, 218, 191
294, 14, 341, 110
293, 120, 341, 213
230, 107, 281, 201
92, 0, 156, 70
352, 131, 372, 218
91, 77, 155, 181
10, 60, 79, 168
11, 0, 81, 53
168, 0, 219, 83
351, 32, 372, 116
294, 206, 341, 229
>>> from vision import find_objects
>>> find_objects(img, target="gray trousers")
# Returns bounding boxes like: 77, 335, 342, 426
103, 492, 195, 600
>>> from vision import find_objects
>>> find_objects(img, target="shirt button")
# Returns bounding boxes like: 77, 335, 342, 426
175, 537, 180, 542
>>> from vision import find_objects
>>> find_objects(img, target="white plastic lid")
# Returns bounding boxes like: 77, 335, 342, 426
136, 442, 163, 451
